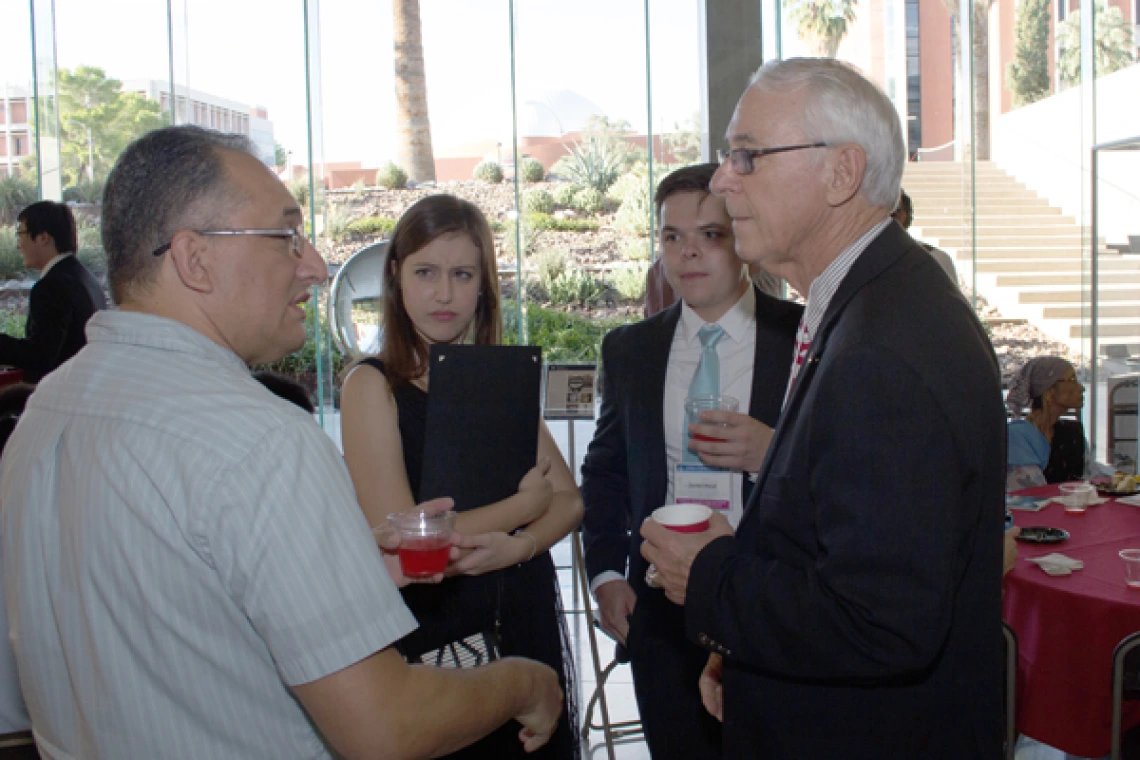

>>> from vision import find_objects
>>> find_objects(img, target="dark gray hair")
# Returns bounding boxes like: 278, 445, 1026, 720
101, 125, 257, 304
748, 58, 905, 209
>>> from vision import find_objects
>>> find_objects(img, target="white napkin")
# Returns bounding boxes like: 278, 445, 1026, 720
1041, 497, 1110, 509
1026, 552, 1084, 576
1117, 495, 1140, 507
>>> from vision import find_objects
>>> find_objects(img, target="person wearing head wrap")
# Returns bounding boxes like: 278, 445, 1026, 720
1005, 356, 1088, 491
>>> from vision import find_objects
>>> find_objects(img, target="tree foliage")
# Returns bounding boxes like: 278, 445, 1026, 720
274, 142, 289, 168
1057, 0, 1136, 86
1007, 0, 1052, 106
55, 66, 165, 188
787, 0, 858, 58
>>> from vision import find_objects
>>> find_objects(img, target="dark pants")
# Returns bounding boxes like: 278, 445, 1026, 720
626, 595, 722, 760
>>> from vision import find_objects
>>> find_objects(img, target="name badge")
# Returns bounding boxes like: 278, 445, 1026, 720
674, 463, 733, 511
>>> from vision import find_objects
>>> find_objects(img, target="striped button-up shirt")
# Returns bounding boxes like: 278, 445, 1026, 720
783, 218, 892, 404
1, 311, 417, 759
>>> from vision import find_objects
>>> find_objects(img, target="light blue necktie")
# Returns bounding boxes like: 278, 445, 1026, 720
682, 324, 725, 463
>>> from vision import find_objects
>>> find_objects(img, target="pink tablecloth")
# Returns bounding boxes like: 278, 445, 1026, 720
1005, 484, 1140, 757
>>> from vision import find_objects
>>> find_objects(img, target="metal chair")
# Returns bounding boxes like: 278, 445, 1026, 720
1111, 631, 1140, 759
1002, 622, 1018, 760
572, 531, 644, 760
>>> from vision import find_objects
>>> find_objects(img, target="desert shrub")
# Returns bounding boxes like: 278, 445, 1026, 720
0, 175, 37, 225
553, 138, 622, 195
520, 157, 545, 183
502, 299, 636, 364
286, 175, 311, 207
502, 218, 536, 258
534, 247, 568, 291
346, 216, 398, 237
548, 269, 605, 308
473, 160, 504, 184
324, 204, 352, 241
376, 162, 408, 190
619, 237, 652, 262
571, 187, 606, 216
614, 183, 653, 236
524, 212, 600, 233
0, 226, 25, 280
552, 183, 580, 207
350, 177, 368, 198
607, 172, 648, 206
522, 189, 554, 215
608, 261, 649, 302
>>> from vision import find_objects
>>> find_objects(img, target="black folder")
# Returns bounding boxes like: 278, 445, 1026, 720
419, 344, 542, 512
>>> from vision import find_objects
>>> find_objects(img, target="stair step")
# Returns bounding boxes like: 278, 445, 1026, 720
1045, 304, 1140, 318
1020, 288, 1140, 304
997, 273, 1140, 287
978, 259, 1140, 272
1072, 319, 1140, 338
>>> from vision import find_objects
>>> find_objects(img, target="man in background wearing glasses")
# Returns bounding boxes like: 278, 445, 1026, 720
0, 201, 106, 382
639, 58, 1006, 758
0, 125, 561, 759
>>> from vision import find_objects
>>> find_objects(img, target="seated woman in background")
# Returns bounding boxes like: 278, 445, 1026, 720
1005, 356, 1100, 491
340, 194, 581, 759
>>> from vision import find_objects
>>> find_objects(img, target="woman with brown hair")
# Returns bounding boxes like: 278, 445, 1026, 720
340, 194, 581, 759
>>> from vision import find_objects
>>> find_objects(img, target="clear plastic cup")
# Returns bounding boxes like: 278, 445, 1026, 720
1120, 549, 1140, 588
386, 510, 456, 578
1059, 482, 1096, 514
684, 394, 740, 444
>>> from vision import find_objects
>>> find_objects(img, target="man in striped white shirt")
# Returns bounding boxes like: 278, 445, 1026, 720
0, 125, 561, 760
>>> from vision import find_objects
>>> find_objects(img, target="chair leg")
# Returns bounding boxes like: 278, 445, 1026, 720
575, 532, 617, 760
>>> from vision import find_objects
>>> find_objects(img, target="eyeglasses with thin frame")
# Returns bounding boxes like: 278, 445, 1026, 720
151, 228, 304, 257
716, 142, 828, 175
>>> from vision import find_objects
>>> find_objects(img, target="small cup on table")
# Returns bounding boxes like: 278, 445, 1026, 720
385, 510, 457, 579
1120, 549, 1140, 589
1059, 482, 1096, 514
684, 394, 740, 444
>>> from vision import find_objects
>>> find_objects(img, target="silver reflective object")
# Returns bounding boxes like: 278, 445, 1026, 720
329, 241, 387, 360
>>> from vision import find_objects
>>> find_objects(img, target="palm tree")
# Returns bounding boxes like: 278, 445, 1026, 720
393, 0, 436, 182
942, 0, 994, 161
787, 0, 858, 58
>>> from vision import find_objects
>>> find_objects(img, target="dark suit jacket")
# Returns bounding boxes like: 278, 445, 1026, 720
582, 285, 802, 594
0, 256, 107, 383
685, 223, 1007, 759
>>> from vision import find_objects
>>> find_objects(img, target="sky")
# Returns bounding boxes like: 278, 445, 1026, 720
1, 0, 725, 167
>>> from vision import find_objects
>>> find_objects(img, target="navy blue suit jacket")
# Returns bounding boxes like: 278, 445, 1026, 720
685, 223, 1006, 759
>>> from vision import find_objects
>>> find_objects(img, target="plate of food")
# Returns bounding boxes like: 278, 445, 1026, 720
1015, 526, 1070, 544
1094, 471, 1140, 497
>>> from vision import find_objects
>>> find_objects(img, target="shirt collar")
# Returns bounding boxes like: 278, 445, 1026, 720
801, 217, 891, 338
39, 252, 72, 277
85, 311, 251, 374
678, 284, 755, 346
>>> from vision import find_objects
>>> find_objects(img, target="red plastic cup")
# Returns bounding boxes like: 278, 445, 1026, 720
387, 510, 456, 578
652, 503, 712, 533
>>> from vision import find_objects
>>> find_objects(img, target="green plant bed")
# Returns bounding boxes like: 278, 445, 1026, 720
523, 213, 599, 232
502, 299, 636, 364
345, 216, 398, 237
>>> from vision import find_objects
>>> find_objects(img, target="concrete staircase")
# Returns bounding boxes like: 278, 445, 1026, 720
902, 161, 1140, 356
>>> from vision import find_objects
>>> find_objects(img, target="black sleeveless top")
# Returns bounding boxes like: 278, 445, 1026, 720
360, 359, 578, 760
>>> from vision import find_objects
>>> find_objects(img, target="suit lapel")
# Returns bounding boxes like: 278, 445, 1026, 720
641, 303, 681, 514
742, 224, 911, 521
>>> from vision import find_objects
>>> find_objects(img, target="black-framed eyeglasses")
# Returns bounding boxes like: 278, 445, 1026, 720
152, 228, 304, 257
716, 142, 828, 175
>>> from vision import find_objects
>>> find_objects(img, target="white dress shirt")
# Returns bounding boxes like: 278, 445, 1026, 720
1, 311, 417, 759
591, 287, 756, 595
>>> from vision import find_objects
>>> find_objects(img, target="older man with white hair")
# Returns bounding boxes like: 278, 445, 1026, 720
1, 125, 561, 760
639, 58, 1006, 758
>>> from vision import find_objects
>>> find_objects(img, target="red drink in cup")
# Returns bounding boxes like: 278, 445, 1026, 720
685, 394, 739, 445
387, 510, 457, 579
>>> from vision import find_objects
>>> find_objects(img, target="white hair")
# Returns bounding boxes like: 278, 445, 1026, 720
748, 58, 905, 208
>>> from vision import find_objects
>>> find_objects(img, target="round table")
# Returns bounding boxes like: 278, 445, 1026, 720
1005, 484, 1140, 757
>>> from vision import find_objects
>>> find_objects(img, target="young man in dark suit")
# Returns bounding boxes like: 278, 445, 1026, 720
640, 59, 1006, 759
2, 201, 107, 382
580, 163, 801, 759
